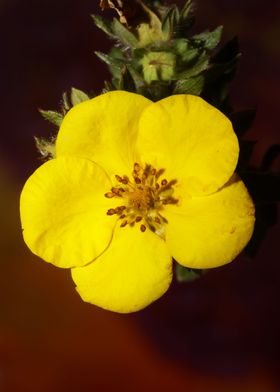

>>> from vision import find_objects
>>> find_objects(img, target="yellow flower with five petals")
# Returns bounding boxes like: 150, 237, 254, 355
20, 91, 255, 313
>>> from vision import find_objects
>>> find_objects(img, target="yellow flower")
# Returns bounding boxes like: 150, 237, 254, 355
20, 91, 255, 313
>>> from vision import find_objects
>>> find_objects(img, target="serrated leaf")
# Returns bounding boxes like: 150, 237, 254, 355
91, 14, 114, 37
162, 6, 180, 39
112, 18, 139, 47
117, 66, 136, 92
34, 136, 56, 159
70, 87, 90, 106
192, 25, 223, 51
95, 50, 125, 79
175, 264, 204, 282
39, 110, 63, 127
102, 80, 116, 93
176, 54, 209, 79
173, 74, 204, 95
180, 0, 194, 21
62, 92, 70, 112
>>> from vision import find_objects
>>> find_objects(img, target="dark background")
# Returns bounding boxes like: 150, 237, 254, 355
0, 0, 279, 391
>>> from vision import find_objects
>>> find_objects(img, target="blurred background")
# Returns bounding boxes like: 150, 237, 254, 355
0, 0, 279, 391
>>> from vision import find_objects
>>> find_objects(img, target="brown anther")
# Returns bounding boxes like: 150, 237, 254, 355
155, 168, 165, 179
115, 175, 123, 182
107, 208, 116, 215
140, 224, 146, 232
161, 179, 168, 186
134, 177, 141, 184
151, 168, 156, 176
112, 187, 120, 194
156, 183, 160, 189
168, 179, 178, 187
162, 197, 178, 205
120, 214, 126, 219
105, 192, 114, 198
135, 216, 142, 222
120, 220, 128, 227
134, 163, 140, 172
122, 176, 129, 184
154, 217, 161, 224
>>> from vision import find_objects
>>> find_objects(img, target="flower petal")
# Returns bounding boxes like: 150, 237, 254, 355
56, 91, 152, 178
20, 157, 119, 268
137, 94, 239, 196
71, 225, 173, 313
163, 175, 255, 269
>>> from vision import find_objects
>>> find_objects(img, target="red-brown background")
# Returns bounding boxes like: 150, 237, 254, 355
0, 0, 279, 391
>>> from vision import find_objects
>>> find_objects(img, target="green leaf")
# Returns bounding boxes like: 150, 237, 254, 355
91, 14, 114, 37
102, 80, 116, 93
118, 66, 136, 92
39, 109, 63, 127
176, 54, 209, 79
34, 136, 56, 159
70, 87, 90, 106
112, 18, 139, 47
180, 0, 194, 21
175, 264, 204, 282
192, 25, 223, 51
173, 74, 204, 95
62, 92, 70, 112
162, 6, 180, 39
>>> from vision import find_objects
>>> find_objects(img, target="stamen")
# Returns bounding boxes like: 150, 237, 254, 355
134, 163, 140, 172
105, 192, 115, 198
140, 224, 146, 232
155, 168, 165, 179
105, 163, 178, 237
107, 208, 116, 215
120, 220, 128, 227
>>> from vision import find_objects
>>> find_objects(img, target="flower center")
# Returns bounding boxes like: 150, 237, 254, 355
105, 163, 178, 237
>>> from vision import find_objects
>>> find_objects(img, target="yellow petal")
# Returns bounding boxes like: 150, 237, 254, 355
56, 91, 152, 178
20, 157, 119, 268
164, 175, 255, 269
137, 94, 239, 196
71, 225, 173, 313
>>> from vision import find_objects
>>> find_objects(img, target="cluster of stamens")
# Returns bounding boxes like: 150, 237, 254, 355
105, 163, 178, 236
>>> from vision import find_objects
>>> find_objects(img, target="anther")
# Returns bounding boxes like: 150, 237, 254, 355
151, 168, 156, 176
120, 220, 128, 227
154, 217, 161, 224
140, 224, 146, 232
115, 206, 126, 214
122, 176, 129, 184
120, 214, 126, 219
134, 163, 141, 172
135, 216, 142, 222
105, 192, 114, 198
107, 208, 116, 215
134, 177, 141, 184
155, 168, 165, 179
115, 175, 123, 182
112, 187, 120, 194
161, 179, 168, 186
